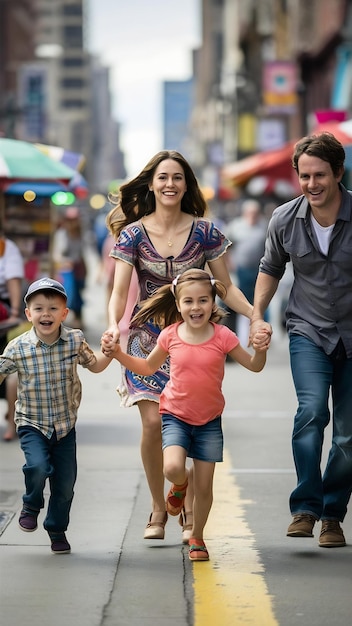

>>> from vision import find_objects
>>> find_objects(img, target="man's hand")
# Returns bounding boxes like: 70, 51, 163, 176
249, 319, 272, 349
251, 329, 272, 351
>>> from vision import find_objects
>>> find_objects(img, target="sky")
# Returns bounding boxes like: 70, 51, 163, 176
87, 0, 201, 177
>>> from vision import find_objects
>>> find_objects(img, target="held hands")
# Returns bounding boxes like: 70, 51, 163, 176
250, 323, 272, 352
100, 330, 121, 357
252, 331, 271, 352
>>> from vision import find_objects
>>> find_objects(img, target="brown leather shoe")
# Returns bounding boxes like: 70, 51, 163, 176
287, 514, 316, 537
319, 520, 346, 548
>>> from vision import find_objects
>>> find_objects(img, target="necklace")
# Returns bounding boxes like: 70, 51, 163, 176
167, 238, 173, 247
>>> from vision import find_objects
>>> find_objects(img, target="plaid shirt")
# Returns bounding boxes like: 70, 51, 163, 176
0, 325, 97, 439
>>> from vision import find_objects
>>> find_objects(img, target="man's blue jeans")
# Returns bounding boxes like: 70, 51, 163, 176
18, 426, 77, 533
289, 334, 352, 521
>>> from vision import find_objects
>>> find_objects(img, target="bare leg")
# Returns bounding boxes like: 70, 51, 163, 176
163, 444, 188, 485
191, 459, 215, 540
138, 400, 166, 518
3, 373, 17, 442
183, 463, 194, 516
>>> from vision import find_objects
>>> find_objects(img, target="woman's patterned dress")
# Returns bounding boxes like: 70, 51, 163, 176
109, 218, 230, 406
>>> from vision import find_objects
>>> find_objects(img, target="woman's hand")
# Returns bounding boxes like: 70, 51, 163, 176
101, 329, 120, 357
105, 323, 121, 344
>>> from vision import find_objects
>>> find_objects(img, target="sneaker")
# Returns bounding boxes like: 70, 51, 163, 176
287, 514, 316, 537
49, 532, 71, 554
319, 520, 346, 548
19, 508, 38, 532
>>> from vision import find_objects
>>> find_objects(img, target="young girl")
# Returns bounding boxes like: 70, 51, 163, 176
102, 269, 267, 561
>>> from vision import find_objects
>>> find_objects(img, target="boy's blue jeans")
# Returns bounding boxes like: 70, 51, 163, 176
289, 334, 352, 521
18, 426, 77, 533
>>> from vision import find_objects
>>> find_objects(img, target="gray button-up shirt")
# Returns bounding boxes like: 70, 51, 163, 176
259, 184, 352, 356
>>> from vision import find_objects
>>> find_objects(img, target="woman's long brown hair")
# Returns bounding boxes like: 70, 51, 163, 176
106, 151, 208, 239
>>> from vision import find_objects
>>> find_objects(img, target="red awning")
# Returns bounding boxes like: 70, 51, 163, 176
220, 141, 301, 197
222, 142, 296, 186
312, 119, 352, 144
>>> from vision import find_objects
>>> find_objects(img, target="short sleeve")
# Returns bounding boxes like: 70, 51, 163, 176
195, 220, 231, 263
157, 326, 171, 353
217, 324, 240, 351
109, 223, 143, 267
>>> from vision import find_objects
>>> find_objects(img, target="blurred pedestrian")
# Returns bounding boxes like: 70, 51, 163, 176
102, 269, 267, 560
103, 149, 271, 541
0, 232, 24, 442
53, 207, 87, 328
225, 199, 268, 345
0, 277, 113, 554
251, 132, 352, 548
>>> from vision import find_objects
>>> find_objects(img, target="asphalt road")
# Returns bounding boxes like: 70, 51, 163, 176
1, 251, 352, 626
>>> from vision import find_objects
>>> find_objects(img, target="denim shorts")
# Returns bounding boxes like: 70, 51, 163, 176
161, 413, 223, 463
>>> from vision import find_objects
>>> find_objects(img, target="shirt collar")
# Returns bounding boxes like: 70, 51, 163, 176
29, 323, 70, 346
296, 183, 352, 222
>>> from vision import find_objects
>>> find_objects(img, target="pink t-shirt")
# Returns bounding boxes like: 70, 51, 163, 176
158, 322, 239, 425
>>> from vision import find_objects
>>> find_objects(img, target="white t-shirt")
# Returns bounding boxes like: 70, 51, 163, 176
0, 239, 24, 300
310, 215, 334, 256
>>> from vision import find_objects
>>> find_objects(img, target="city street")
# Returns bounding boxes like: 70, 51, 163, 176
1, 253, 352, 626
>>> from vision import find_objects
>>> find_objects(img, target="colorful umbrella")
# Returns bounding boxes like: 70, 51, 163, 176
35, 143, 89, 198
0, 138, 76, 184
35, 143, 86, 172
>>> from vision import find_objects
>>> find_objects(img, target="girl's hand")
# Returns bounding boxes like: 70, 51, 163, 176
252, 329, 271, 352
101, 330, 120, 357
249, 320, 272, 348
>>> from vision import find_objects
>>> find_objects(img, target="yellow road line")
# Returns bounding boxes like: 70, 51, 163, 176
192, 449, 279, 626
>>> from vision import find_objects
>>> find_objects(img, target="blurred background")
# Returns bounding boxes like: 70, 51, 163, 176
1, 0, 352, 296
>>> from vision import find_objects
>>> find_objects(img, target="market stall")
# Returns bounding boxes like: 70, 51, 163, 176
0, 138, 76, 283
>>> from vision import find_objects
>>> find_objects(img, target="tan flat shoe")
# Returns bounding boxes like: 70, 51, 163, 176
144, 512, 168, 540
179, 508, 193, 544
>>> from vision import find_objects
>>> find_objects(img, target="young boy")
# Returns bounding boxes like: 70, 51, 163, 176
0, 277, 113, 554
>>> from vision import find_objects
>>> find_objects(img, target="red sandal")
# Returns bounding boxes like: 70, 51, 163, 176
166, 478, 188, 516
188, 537, 209, 561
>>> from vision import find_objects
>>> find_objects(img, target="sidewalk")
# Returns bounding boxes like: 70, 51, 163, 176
0, 248, 191, 626
0, 247, 294, 625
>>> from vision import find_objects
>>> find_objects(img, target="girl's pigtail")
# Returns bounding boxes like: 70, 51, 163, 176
209, 278, 228, 323
131, 284, 181, 328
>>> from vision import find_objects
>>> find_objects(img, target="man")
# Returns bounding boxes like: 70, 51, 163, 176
250, 132, 352, 548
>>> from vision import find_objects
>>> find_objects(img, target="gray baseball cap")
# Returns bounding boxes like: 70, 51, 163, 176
24, 277, 67, 303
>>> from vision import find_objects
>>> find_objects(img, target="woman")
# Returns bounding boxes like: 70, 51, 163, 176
104, 150, 271, 540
